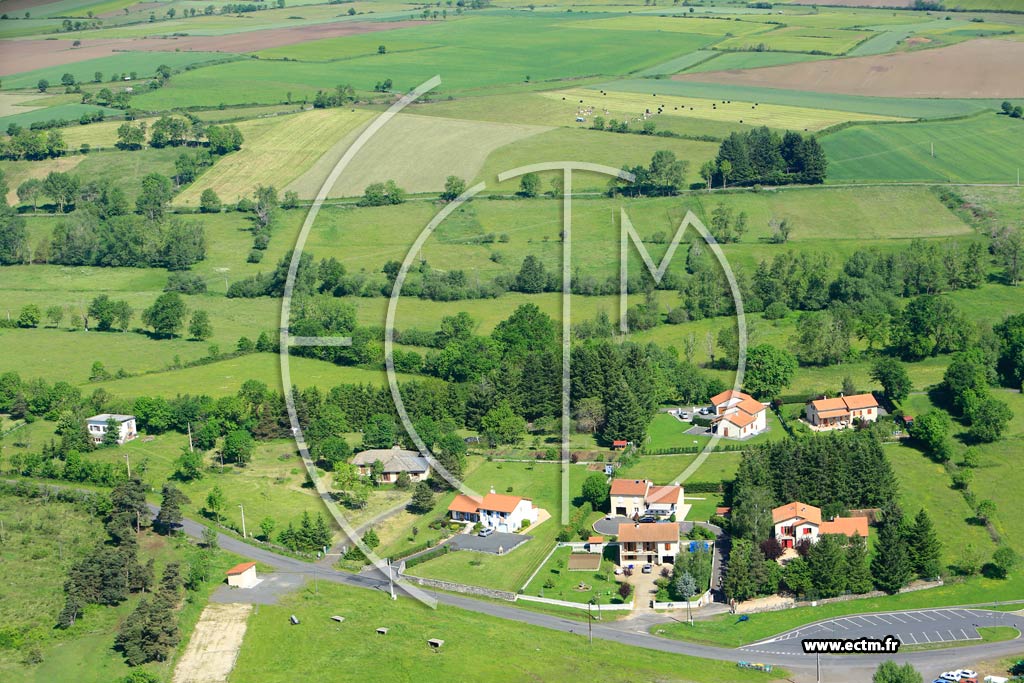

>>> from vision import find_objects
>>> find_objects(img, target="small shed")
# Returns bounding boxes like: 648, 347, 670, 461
376, 627, 389, 635
611, 440, 628, 451
226, 561, 258, 588
586, 536, 605, 553
427, 638, 444, 649
331, 615, 345, 623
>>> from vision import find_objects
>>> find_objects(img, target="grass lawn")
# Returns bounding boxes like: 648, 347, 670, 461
521, 546, 626, 605
888, 442, 993, 570
229, 581, 782, 683
684, 51, 832, 74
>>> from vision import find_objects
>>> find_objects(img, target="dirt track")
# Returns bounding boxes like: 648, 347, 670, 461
673, 38, 1024, 99
172, 602, 252, 683
0, 20, 422, 76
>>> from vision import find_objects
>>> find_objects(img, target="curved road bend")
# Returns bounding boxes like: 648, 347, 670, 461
163, 506, 1024, 680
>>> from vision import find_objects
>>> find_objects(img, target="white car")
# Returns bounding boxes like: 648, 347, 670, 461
940, 673, 962, 682
957, 672, 977, 680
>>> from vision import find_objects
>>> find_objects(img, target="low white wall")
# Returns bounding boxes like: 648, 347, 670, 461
517, 594, 633, 611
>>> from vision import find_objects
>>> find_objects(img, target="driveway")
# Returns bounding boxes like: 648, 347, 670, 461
449, 531, 530, 554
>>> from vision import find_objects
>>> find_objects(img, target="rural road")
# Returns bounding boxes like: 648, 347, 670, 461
157, 503, 1024, 682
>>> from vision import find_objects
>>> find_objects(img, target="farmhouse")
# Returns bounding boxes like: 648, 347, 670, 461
772, 502, 869, 549
225, 561, 258, 588
447, 488, 539, 533
709, 389, 767, 439
609, 479, 684, 519
351, 446, 431, 483
617, 522, 680, 566
804, 393, 879, 430
85, 413, 137, 445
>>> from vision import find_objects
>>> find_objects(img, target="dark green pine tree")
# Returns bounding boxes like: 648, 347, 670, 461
115, 598, 151, 666
715, 131, 753, 184
871, 518, 913, 593
797, 136, 828, 184
601, 378, 648, 445
907, 509, 943, 580
155, 482, 189, 533
807, 534, 847, 598
845, 533, 874, 594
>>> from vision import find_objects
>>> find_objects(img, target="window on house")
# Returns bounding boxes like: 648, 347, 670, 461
802, 527, 812, 534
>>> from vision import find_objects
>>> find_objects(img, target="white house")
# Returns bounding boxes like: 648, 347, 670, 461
351, 446, 431, 483
226, 561, 258, 588
772, 501, 869, 550
804, 393, 879, 430
772, 501, 821, 549
447, 489, 539, 533
609, 479, 684, 519
617, 522, 680, 566
86, 414, 137, 445
709, 389, 767, 439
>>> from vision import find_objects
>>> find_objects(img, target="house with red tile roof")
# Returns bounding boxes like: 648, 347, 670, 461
609, 479, 684, 519
447, 487, 539, 532
617, 522, 681, 566
804, 393, 879, 430
772, 501, 869, 550
709, 389, 768, 439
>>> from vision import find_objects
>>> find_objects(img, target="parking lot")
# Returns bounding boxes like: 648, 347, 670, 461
741, 608, 1023, 657
448, 531, 531, 555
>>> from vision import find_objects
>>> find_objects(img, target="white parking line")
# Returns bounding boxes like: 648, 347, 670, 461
888, 614, 907, 623
960, 629, 970, 640
876, 615, 893, 624
919, 612, 937, 621
905, 633, 918, 644
922, 632, 932, 642
935, 631, 946, 642
948, 630, 957, 641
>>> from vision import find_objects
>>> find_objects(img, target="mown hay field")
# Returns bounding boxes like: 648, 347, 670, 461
546, 86, 907, 132
176, 108, 375, 206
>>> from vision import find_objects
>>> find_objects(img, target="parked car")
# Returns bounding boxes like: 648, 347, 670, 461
679, 411, 692, 421
642, 564, 653, 574
957, 672, 977, 681
639, 516, 657, 523
940, 673, 963, 682
478, 527, 495, 537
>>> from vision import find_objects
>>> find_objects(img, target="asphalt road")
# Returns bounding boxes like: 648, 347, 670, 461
165, 504, 1024, 681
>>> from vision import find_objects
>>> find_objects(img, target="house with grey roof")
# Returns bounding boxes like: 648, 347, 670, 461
351, 446, 431, 483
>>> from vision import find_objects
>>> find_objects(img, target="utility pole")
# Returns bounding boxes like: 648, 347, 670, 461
587, 601, 593, 645
124, 452, 131, 479
387, 558, 396, 600
930, 141, 934, 158
238, 504, 247, 539
314, 565, 319, 595
187, 422, 194, 452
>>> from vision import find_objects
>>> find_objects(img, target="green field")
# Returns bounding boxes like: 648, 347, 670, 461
130, 14, 721, 108
683, 50, 831, 73
822, 114, 1024, 184
229, 581, 781, 683
472, 127, 718, 194
0, 103, 121, 129
715, 25, 871, 55
1, 51, 238, 91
